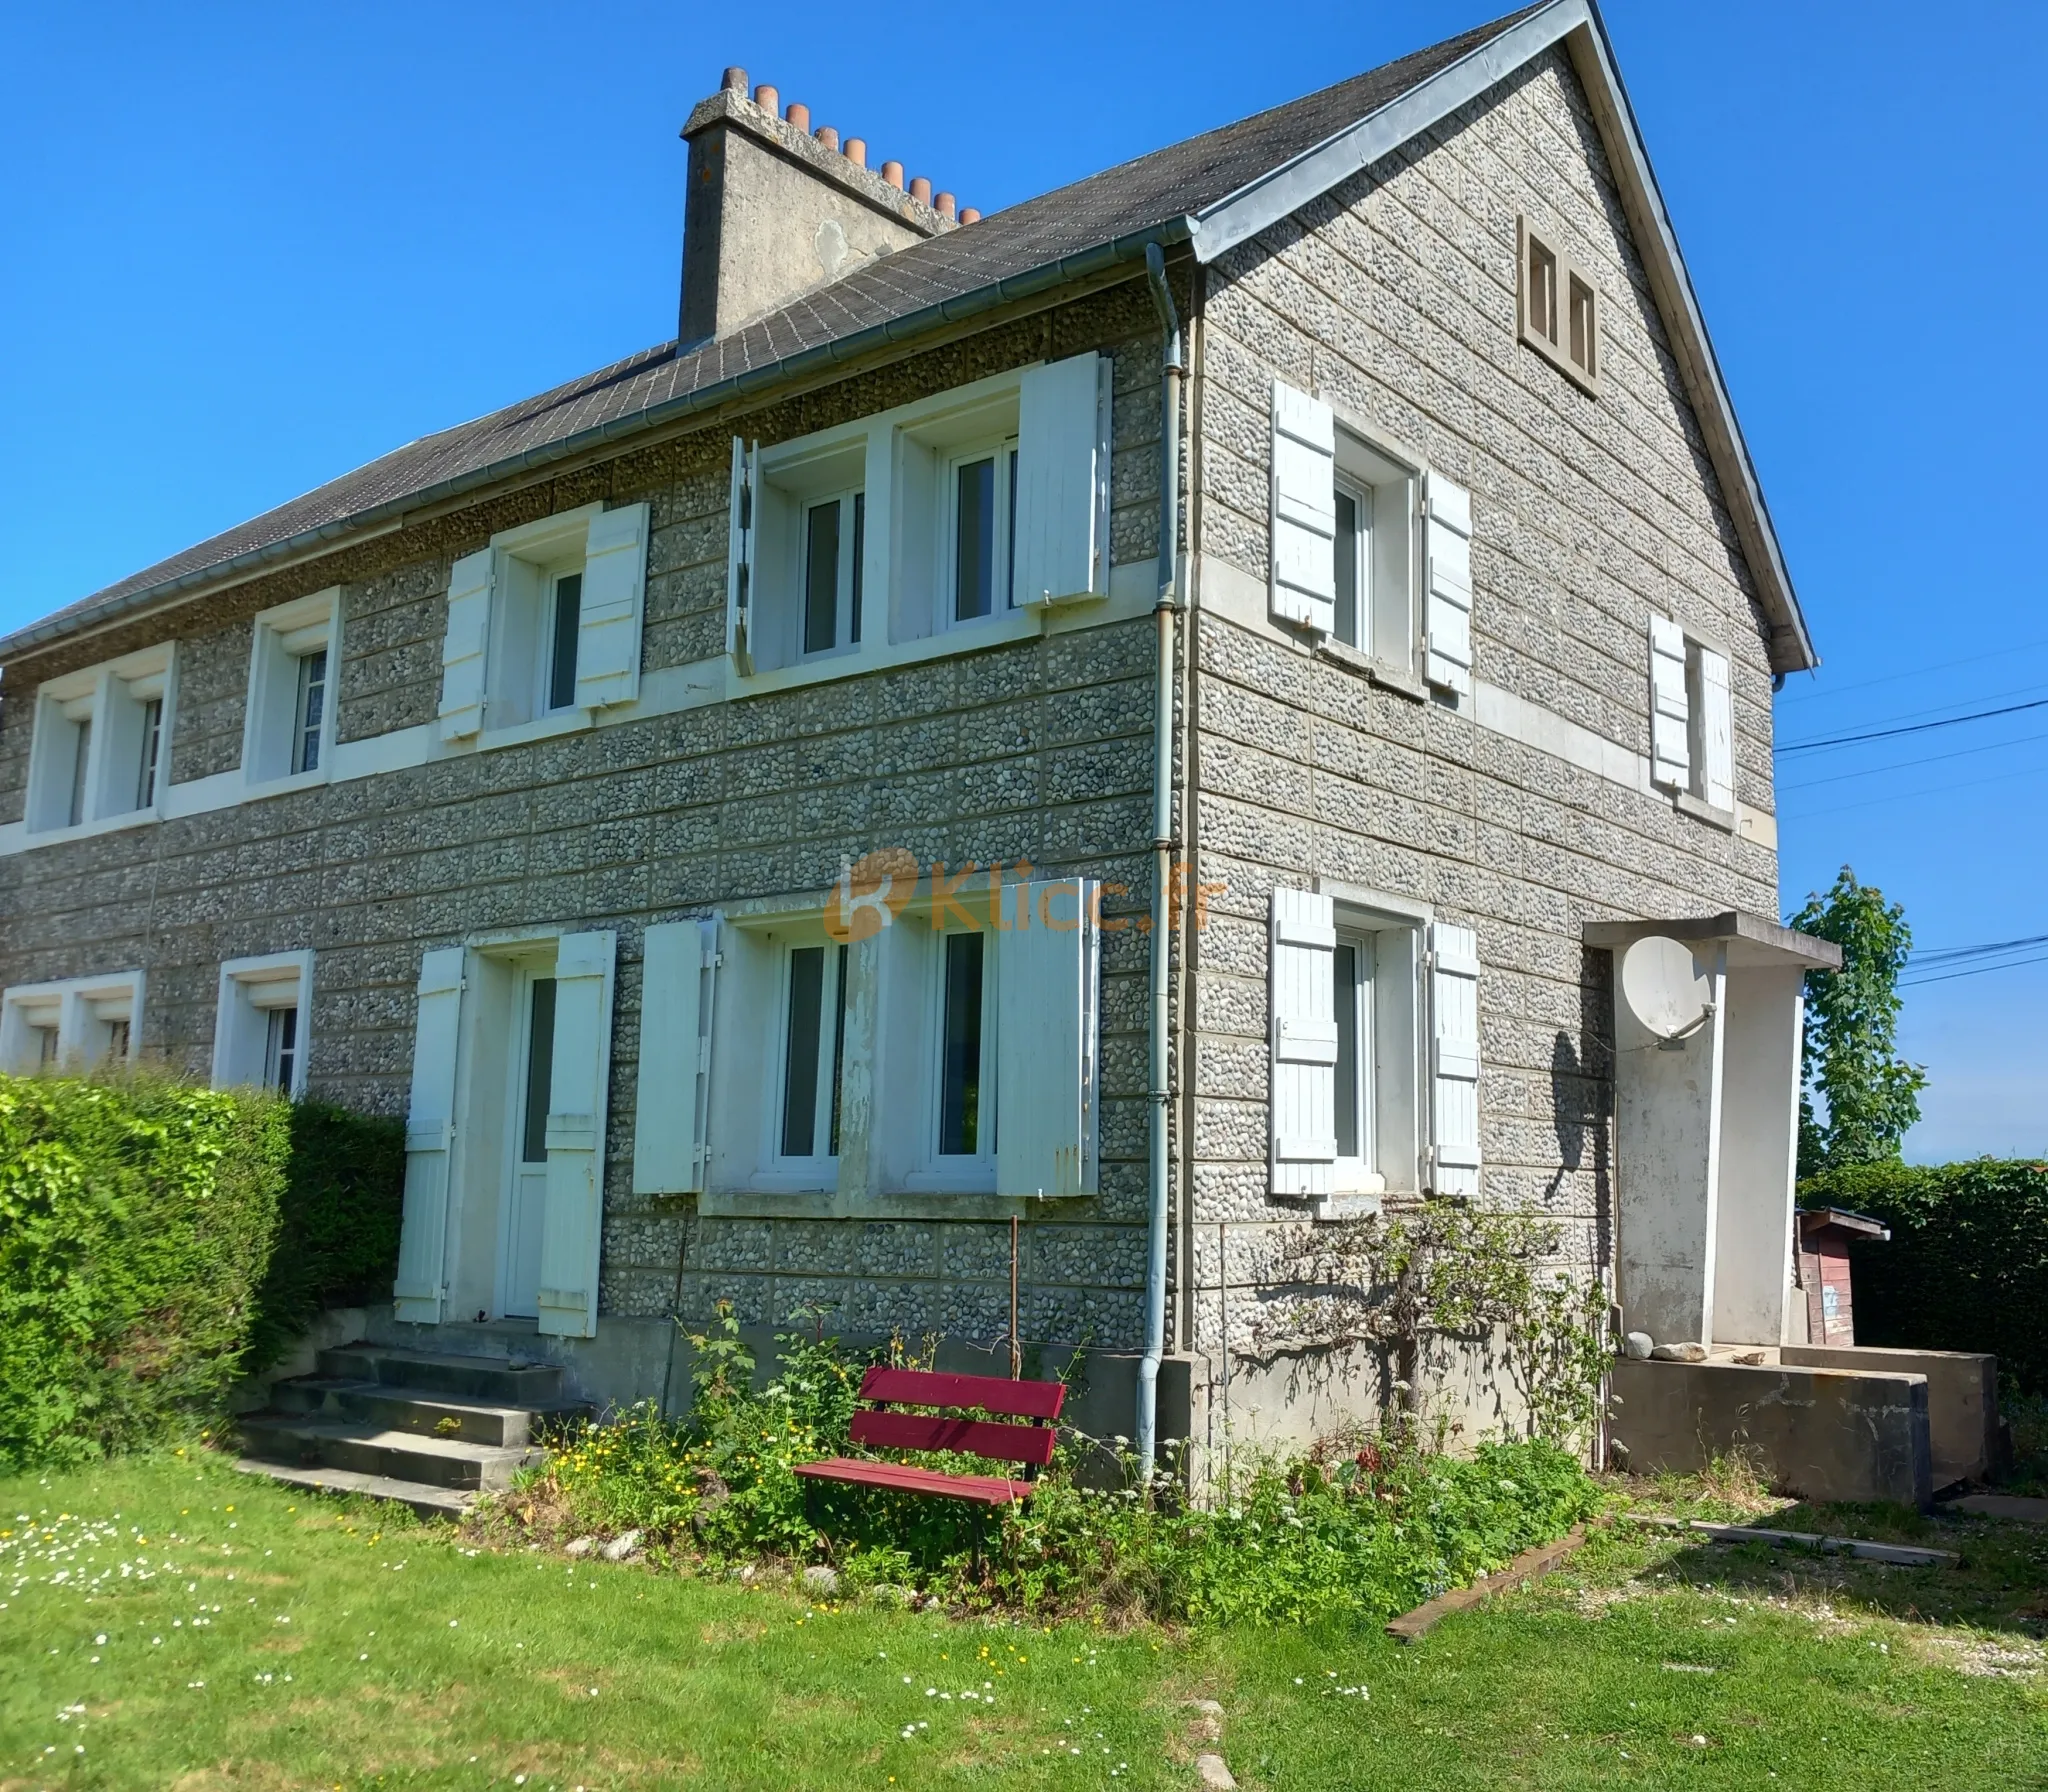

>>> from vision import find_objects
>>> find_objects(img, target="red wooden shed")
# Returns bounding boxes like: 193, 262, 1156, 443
1794, 1207, 1891, 1346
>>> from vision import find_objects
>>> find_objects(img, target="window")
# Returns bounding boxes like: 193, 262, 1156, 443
777, 942, 848, 1163
936, 928, 991, 1158
244, 592, 339, 785
802, 491, 864, 655
1648, 613, 1735, 812
1329, 435, 1417, 663
437, 503, 650, 742
211, 952, 313, 1099
25, 647, 173, 834
946, 442, 1017, 624
1, 971, 146, 1071
1518, 217, 1600, 393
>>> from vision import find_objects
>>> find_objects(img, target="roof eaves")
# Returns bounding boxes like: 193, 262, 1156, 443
0, 217, 1198, 664
1189, 0, 1818, 677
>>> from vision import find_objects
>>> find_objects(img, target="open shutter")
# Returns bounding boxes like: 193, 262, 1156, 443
1423, 472, 1474, 694
995, 878, 1100, 1198
537, 930, 616, 1339
1649, 614, 1691, 788
1014, 353, 1109, 607
726, 437, 757, 675
1270, 381, 1336, 633
393, 947, 466, 1323
631, 918, 717, 1195
1270, 888, 1338, 1199
575, 502, 648, 711
1428, 922, 1481, 1198
1698, 646, 1734, 811
438, 549, 494, 742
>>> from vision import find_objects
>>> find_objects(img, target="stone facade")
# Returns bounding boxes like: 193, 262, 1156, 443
0, 47, 1790, 1438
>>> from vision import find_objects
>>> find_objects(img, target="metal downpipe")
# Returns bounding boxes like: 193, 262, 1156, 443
1137, 242, 1182, 1491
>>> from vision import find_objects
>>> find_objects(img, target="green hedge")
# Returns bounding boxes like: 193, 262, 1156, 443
0, 1073, 404, 1470
1798, 1158, 2048, 1395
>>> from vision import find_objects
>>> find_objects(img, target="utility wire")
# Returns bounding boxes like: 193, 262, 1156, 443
1777, 636, 2048, 703
1777, 758, 2048, 822
1911, 931, 2048, 965
1900, 950, 2048, 989
1776, 695, 2048, 755
1777, 727, 2048, 793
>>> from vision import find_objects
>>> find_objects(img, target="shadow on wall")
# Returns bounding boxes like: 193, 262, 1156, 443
1547, 945, 1615, 1264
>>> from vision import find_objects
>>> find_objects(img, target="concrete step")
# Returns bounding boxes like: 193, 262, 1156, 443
317, 1344, 567, 1405
232, 1456, 475, 1521
238, 1414, 541, 1491
268, 1376, 588, 1447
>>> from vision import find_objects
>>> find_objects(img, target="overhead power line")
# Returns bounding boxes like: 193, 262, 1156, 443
1912, 931, 2048, 965
1900, 950, 2048, 989
1778, 636, 2048, 704
1776, 726, 2048, 793
1776, 696, 2048, 756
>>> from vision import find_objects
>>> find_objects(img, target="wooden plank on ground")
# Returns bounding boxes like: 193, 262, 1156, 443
1385, 1525, 1587, 1643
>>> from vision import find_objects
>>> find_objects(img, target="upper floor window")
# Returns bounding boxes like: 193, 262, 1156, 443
0, 970, 145, 1071
244, 591, 339, 785
1331, 435, 1417, 663
1648, 614, 1735, 814
1518, 217, 1600, 393
726, 354, 1111, 676
437, 502, 650, 744
25, 645, 172, 834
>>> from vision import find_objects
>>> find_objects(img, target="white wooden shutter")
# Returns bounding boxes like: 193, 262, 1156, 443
1270, 380, 1336, 633
1423, 472, 1474, 694
1014, 354, 1109, 607
726, 437, 757, 675
1649, 614, 1691, 789
1699, 646, 1734, 811
1270, 888, 1338, 1199
437, 548, 494, 742
393, 947, 466, 1323
631, 917, 717, 1195
1428, 921, 1481, 1199
995, 878, 1100, 1198
537, 929, 616, 1339
574, 501, 648, 711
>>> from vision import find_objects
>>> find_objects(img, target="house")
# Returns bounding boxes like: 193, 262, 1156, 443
0, 0, 1829, 1482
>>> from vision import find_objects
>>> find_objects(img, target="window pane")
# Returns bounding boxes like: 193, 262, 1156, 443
107, 1020, 130, 1064
781, 946, 826, 1157
68, 718, 92, 828
1530, 241, 1557, 343
137, 698, 163, 808
548, 573, 583, 712
804, 500, 841, 655
849, 492, 865, 646
1333, 489, 1359, 647
1569, 275, 1595, 376
522, 978, 557, 1164
295, 651, 328, 774
939, 930, 985, 1155
954, 457, 996, 621
267, 1004, 299, 1093
37, 1026, 59, 1067
1333, 942, 1359, 1160
828, 943, 848, 1156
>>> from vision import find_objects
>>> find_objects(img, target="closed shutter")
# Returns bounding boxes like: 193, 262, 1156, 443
1423, 472, 1474, 694
574, 502, 649, 711
994, 878, 1100, 1198
1270, 380, 1337, 633
726, 437, 757, 675
437, 548, 494, 742
1014, 353, 1110, 607
1270, 888, 1338, 1199
537, 930, 616, 1339
1649, 614, 1691, 789
631, 917, 718, 1195
1698, 646, 1734, 811
1428, 921, 1481, 1199
393, 947, 466, 1323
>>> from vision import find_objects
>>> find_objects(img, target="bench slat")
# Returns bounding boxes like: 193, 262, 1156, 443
856, 1365, 1065, 1421
850, 1409, 1057, 1468
792, 1457, 1036, 1506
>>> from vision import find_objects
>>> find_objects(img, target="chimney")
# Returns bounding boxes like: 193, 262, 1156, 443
678, 72, 960, 349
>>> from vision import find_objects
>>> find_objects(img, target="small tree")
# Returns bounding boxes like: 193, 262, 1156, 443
1791, 867, 1926, 1174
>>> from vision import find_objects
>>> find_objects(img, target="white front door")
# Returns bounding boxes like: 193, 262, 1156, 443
499, 969, 556, 1319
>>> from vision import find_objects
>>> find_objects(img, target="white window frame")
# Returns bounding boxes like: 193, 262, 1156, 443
1328, 910, 1423, 1200
910, 914, 1000, 1189
212, 950, 314, 1098
1518, 216, 1601, 395
1330, 423, 1421, 671
938, 437, 1018, 630
768, 936, 847, 1179
243, 590, 341, 790
1, 970, 146, 1072
484, 508, 595, 736
24, 645, 175, 837
798, 487, 866, 659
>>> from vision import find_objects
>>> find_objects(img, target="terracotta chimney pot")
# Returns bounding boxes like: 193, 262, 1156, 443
722, 66, 748, 94
844, 136, 867, 167
882, 159, 904, 189
959, 208, 981, 225
754, 84, 780, 118
786, 102, 810, 133
909, 176, 932, 204
935, 192, 957, 219
816, 126, 839, 151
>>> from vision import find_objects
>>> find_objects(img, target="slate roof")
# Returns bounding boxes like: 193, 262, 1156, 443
3, 7, 1540, 658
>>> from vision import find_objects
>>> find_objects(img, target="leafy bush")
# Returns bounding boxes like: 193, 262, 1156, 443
505, 1306, 1599, 1625
1799, 1158, 2048, 1395
0, 1073, 290, 1470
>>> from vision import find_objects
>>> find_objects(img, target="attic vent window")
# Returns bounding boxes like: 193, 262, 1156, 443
1518, 218, 1599, 394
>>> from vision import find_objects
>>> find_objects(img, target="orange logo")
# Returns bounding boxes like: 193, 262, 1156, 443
823, 848, 920, 942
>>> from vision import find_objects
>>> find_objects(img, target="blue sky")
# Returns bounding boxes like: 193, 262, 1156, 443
2, 1, 2042, 1160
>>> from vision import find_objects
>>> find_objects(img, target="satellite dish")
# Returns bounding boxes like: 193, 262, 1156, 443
1620, 935, 1714, 1040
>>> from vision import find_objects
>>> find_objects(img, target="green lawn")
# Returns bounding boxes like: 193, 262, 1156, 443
3, 1453, 2044, 1790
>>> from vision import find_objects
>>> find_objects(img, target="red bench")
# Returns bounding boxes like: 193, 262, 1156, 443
793, 1365, 1066, 1507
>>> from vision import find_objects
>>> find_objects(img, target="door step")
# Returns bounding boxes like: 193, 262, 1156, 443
232, 1457, 476, 1521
